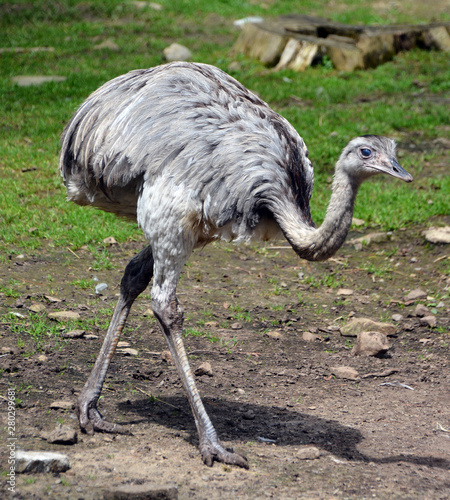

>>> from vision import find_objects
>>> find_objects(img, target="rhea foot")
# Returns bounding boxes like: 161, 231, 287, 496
200, 438, 249, 469
77, 400, 130, 435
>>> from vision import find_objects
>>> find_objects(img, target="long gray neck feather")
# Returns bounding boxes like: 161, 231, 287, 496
274, 168, 360, 262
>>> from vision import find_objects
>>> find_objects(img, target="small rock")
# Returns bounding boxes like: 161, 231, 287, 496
242, 409, 255, 420
414, 304, 430, 317
302, 332, 319, 342
347, 232, 390, 247
264, 330, 283, 340
94, 39, 119, 51
29, 303, 46, 313
419, 338, 433, 344
160, 350, 173, 363
103, 483, 178, 500
84, 334, 99, 340
405, 289, 427, 301
295, 446, 323, 460
423, 226, 450, 244
62, 329, 85, 339
48, 311, 81, 321
103, 236, 118, 245
337, 288, 354, 296
391, 314, 403, 322
37, 354, 48, 363
341, 317, 396, 337
230, 322, 243, 330
194, 362, 213, 377
163, 43, 192, 62
41, 424, 77, 445
331, 366, 360, 380
49, 400, 75, 410
45, 295, 62, 303
420, 315, 437, 328
118, 348, 138, 356
12, 75, 66, 87
143, 308, 154, 317
351, 331, 390, 356
16, 450, 70, 473
117, 341, 130, 347
236, 388, 246, 396
351, 217, 365, 226
95, 283, 108, 294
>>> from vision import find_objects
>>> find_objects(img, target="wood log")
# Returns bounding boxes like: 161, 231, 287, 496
231, 22, 288, 66
274, 38, 319, 72
231, 15, 450, 72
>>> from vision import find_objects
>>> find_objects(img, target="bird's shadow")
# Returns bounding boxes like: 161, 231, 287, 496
117, 395, 449, 470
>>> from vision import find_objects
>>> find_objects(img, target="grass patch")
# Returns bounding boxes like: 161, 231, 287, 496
0, 0, 449, 258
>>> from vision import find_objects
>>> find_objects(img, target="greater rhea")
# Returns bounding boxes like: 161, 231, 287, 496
59, 62, 413, 469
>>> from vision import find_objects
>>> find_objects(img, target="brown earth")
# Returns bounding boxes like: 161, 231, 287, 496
1, 217, 449, 499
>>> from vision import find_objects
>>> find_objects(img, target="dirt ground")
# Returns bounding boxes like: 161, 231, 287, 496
1, 212, 449, 498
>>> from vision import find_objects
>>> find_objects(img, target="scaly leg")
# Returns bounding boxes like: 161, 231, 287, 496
152, 286, 249, 469
77, 245, 154, 434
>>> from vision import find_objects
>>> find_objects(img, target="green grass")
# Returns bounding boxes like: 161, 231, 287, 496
0, 0, 449, 256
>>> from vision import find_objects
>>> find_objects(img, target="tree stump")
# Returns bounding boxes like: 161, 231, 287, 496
232, 15, 450, 72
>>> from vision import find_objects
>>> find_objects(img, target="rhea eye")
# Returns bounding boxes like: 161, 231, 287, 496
360, 148, 372, 158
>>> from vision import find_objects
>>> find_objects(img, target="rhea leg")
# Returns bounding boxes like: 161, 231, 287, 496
77, 245, 154, 434
151, 274, 249, 468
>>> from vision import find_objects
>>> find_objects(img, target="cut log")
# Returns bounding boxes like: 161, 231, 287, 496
232, 14, 450, 72
274, 38, 319, 71
232, 23, 288, 66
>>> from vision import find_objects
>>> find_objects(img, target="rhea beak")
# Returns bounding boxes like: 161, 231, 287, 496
371, 155, 414, 183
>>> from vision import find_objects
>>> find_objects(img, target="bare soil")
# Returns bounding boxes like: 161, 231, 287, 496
1, 218, 449, 499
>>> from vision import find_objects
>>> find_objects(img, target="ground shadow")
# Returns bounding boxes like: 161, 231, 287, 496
117, 396, 450, 470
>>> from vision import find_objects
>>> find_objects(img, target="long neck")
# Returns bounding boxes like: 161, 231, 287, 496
274, 169, 360, 262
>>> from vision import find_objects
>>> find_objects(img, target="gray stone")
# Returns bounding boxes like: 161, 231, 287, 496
331, 366, 360, 380
194, 361, 213, 377
295, 446, 323, 460
351, 331, 390, 356
118, 347, 138, 356
423, 226, 450, 244
41, 424, 77, 445
341, 317, 396, 337
420, 315, 437, 328
104, 483, 178, 499
103, 236, 118, 245
29, 303, 46, 313
347, 231, 390, 247
302, 332, 319, 342
62, 329, 85, 339
163, 43, 192, 62
264, 330, 283, 340
414, 304, 430, 317
161, 350, 173, 363
405, 289, 427, 301
12, 76, 66, 87
16, 450, 70, 473
48, 311, 80, 321
337, 288, 354, 296
391, 314, 403, 322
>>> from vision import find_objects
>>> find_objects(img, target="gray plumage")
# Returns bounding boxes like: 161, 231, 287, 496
59, 62, 412, 469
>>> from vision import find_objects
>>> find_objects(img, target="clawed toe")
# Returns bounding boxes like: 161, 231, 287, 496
77, 404, 130, 435
201, 440, 249, 469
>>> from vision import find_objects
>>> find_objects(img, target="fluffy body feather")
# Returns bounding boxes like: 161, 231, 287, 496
60, 62, 314, 246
